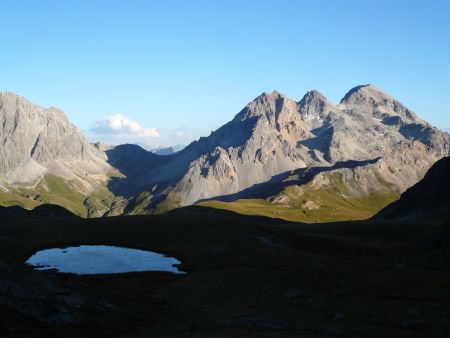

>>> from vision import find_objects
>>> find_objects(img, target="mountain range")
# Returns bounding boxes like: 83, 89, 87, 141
1, 85, 448, 220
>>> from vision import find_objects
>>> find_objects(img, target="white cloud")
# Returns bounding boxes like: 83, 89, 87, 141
91, 114, 159, 140
89, 114, 208, 148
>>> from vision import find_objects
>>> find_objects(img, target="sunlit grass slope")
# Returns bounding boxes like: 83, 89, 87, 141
0, 174, 123, 217
198, 172, 400, 223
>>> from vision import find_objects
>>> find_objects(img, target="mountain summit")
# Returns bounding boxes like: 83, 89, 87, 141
1, 86, 448, 220
103, 85, 449, 215
0, 92, 109, 185
0, 92, 112, 216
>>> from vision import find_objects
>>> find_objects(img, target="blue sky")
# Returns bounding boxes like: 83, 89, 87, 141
1, 0, 449, 147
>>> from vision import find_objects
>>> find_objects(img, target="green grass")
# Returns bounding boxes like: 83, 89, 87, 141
0, 174, 123, 217
0, 190, 40, 209
0, 169, 401, 222
199, 172, 400, 223
127, 191, 153, 215
153, 192, 182, 214
84, 186, 124, 217
31, 175, 88, 216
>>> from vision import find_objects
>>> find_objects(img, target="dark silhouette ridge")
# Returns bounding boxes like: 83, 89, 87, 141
0, 204, 77, 219
376, 156, 450, 219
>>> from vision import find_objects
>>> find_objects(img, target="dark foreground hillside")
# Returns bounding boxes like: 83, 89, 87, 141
377, 156, 450, 219
0, 203, 77, 218
0, 207, 449, 337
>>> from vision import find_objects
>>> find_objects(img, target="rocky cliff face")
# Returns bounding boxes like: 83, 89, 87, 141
116, 84, 449, 212
0, 92, 115, 216
0, 92, 110, 190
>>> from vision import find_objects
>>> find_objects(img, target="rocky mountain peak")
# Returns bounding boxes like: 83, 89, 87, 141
298, 90, 334, 120
236, 91, 293, 122
152, 84, 450, 208
0, 91, 69, 124
256, 90, 286, 100
0, 91, 109, 185
301, 89, 327, 101
339, 84, 421, 125
251, 90, 291, 108
339, 84, 383, 104
2, 86, 449, 218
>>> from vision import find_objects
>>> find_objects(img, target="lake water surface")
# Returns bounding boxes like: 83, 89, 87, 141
26, 245, 185, 275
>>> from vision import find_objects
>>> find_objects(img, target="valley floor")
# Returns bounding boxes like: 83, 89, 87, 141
0, 207, 449, 337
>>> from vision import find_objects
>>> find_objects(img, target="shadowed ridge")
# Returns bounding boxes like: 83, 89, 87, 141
31, 204, 78, 218
105, 144, 171, 198
106, 144, 165, 174
376, 156, 450, 220
0, 203, 77, 219
198, 157, 382, 203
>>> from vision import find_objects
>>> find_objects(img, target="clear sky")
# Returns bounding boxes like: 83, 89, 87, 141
1, 0, 449, 147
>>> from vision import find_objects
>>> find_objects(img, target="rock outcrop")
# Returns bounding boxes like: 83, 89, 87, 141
0, 92, 110, 192
111, 84, 449, 212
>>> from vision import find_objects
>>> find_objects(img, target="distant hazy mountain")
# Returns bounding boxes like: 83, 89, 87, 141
150, 145, 185, 156
109, 84, 449, 218
377, 156, 450, 219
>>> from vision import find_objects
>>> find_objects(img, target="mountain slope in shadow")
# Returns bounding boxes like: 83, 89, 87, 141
0, 204, 77, 219
376, 156, 450, 219
199, 158, 382, 202
197, 157, 401, 223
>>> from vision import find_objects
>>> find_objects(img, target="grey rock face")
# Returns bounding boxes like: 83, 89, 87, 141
2, 85, 448, 216
0, 92, 109, 189
117, 84, 449, 210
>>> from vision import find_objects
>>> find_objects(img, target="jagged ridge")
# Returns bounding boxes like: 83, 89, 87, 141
109, 84, 449, 216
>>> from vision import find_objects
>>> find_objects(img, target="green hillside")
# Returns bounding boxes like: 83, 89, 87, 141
199, 172, 400, 223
